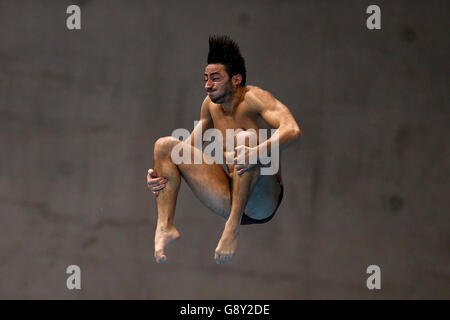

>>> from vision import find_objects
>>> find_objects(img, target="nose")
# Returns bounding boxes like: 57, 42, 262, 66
205, 79, 213, 90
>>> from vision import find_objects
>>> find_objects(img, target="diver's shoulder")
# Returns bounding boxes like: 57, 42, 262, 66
202, 95, 214, 107
244, 85, 276, 105
203, 95, 211, 103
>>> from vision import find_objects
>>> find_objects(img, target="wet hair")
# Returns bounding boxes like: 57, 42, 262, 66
207, 35, 246, 86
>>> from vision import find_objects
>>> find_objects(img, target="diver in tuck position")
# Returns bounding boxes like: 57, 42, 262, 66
147, 35, 302, 264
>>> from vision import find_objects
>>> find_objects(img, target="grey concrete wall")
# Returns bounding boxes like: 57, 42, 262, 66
0, 0, 448, 299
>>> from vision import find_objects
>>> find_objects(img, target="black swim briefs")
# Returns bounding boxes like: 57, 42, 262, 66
240, 182, 284, 225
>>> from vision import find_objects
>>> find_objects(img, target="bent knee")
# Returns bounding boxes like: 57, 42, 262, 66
154, 136, 180, 157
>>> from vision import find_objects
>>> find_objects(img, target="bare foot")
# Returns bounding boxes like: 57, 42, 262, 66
154, 225, 180, 263
214, 229, 239, 264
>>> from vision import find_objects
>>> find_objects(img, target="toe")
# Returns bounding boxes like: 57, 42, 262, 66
215, 252, 222, 264
155, 250, 166, 263
156, 254, 166, 263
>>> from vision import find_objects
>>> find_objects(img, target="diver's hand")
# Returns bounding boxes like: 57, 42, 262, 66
147, 169, 167, 196
234, 146, 257, 175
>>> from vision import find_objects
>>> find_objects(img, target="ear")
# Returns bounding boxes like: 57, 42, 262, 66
232, 74, 242, 86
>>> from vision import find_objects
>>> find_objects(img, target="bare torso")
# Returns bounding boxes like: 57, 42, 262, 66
207, 85, 283, 182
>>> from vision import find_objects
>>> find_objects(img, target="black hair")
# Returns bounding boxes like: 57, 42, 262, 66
207, 35, 246, 86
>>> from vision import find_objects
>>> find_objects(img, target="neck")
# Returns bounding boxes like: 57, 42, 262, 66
221, 86, 245, 112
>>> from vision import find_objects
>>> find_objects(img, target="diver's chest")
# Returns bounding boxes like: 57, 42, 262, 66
210, 108, 256, 131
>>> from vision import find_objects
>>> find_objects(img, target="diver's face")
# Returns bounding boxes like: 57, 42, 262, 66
204, 64, 233, 104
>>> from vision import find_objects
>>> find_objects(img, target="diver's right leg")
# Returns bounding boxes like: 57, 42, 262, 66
152, 136, 231, 263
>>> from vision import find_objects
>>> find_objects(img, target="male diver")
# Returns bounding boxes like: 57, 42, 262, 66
147, 35, 302, 264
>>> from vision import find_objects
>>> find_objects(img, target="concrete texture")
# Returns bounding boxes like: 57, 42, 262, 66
0, 0, 448, 299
